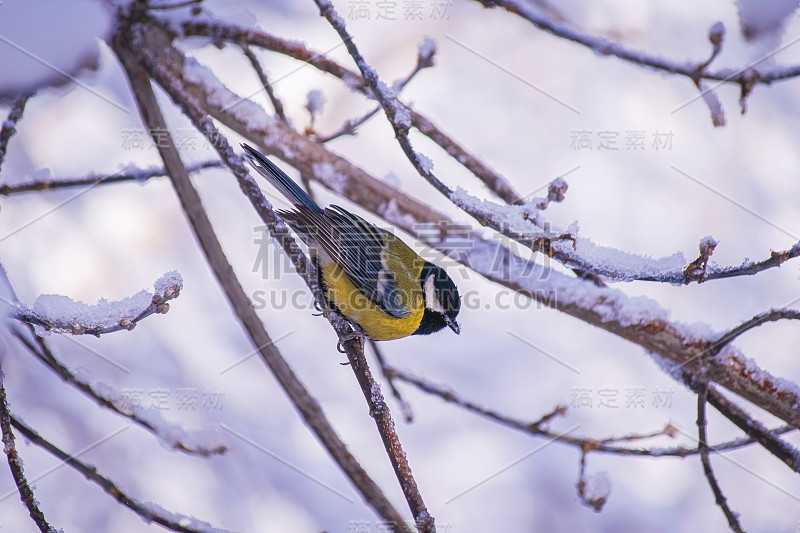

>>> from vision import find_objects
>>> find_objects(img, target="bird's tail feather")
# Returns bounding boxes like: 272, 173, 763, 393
241, 143, 322, 213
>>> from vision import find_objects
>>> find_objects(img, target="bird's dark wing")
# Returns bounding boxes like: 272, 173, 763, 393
279, 205, 410, 319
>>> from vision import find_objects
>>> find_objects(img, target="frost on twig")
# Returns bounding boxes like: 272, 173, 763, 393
12, 271, 183, 336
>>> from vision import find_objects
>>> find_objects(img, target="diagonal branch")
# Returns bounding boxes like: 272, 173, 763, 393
240, 45, 289, 123
0, 371, 56, 533
9, 415, 232, 533
697, 385, 746, 533
0, 91, 34, 173
114, 14, 419, 530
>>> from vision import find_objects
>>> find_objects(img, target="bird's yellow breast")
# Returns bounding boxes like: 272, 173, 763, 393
319, 233, 425, 341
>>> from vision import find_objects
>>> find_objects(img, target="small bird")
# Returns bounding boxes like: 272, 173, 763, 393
242, 144, 461, 341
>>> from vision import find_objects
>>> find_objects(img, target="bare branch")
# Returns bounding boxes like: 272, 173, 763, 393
706, 386, 800, 473
0, 371, 56, 533
713, 308, 800, 353
0, 160, 222, 196
697, 385, 746, 533
240, 45, 288, 123
0, 91, 34, 174
390, 366, 794, 458
9, 415, 232, 533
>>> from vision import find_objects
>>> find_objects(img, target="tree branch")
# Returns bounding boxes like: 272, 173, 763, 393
0, 91, 33, 174
9, 415, 231, 533
0, 371, 56, 533
114, 13, 415, 529
240, 45, 288, 123
0, 160, 222, 196
697, 385, 746, 533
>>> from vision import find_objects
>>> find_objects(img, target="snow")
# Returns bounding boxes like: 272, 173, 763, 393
154, 270, 184, 297
698, 81, 726, 127
560, 237, 687, 282
708, 21, 726, 45
737, 0, 799, 42
382, 172, 400, 188
12, 271, 182, 334
381, 198, 418, 228
182, 58, 273, 132
375, 81, 411, 129
139, 501, 234, 533
312, 162, 347, 194
27, 291, 152, 332
418, 36, 438, 60
418, 153, 434, 173
305, 90, 325, 116
582, 471, 611, 509
417, 36, 437, 68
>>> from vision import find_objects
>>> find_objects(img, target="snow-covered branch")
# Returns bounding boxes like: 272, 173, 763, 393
472, 0, 800, 123
12, 271, 183, 336
140, 14, 800, 432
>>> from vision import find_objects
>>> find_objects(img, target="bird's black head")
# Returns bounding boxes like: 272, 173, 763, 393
414, 262, 461, 336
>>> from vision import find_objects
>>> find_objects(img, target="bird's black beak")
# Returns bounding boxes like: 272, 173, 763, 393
445, 315, 460, 335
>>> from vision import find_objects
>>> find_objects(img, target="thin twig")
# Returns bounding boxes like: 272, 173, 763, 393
0, 160, 222, 196
240, 45, 288, 123
180, 20, 800, 287
9, 415, 231, 533
180, 21, 523, 207
697, 385, 746, 533
0, 371, 56, 533
173, 15, 800, 430
472, 0, 800, 86
390, 366, 794, 457
575, 449, 608, 512
0, 91, 34, 174
318, 42, 433, 144
712, 308, 800, 353
369, 340, 413, 423
706, 386, 800, 473
114, 16, 410, 528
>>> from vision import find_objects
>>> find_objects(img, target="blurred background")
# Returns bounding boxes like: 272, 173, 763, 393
1, 0, 800, 531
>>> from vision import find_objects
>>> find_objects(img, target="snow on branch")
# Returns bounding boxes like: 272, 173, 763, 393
472, 0, 800, 123
12, 271, 183, 336
137, 10, 800, 433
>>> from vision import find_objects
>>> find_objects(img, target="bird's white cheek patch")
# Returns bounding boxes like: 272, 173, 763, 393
424, 274, 445, 313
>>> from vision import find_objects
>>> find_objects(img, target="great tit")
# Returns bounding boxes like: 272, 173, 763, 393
242, 144, 461, 341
